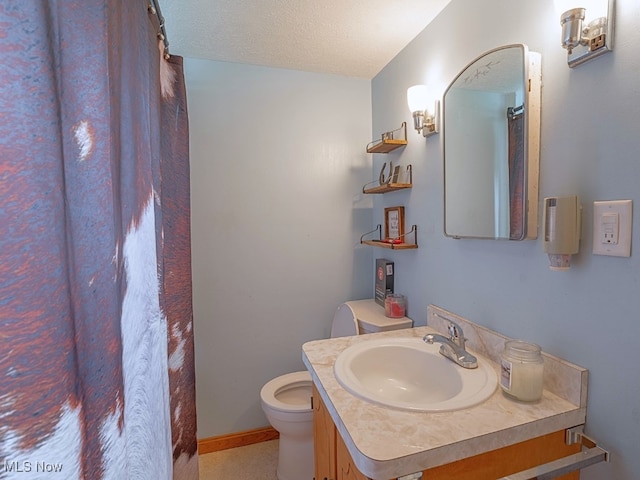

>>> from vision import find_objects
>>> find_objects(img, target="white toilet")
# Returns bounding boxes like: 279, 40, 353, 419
260, 299, 412, 480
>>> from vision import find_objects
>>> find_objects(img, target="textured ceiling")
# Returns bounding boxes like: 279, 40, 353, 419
160, 0, 452, 79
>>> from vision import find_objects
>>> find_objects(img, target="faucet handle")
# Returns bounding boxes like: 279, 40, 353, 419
447, 320, 465, 348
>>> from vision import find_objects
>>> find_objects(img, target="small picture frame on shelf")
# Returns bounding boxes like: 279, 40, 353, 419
391, 165, 401, 184
384, 206, 405, 243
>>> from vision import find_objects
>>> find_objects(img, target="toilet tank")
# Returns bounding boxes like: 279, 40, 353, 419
331, 299, 412, 338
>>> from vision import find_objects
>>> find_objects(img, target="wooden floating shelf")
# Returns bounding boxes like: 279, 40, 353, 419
366, 139, 408, 154
360, 224, 418, 250
363, 183, 412, 194
366, 122, 408, 154
361, 240, 418, 250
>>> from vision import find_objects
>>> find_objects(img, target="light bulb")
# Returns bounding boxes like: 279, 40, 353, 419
407, 85, 429, 113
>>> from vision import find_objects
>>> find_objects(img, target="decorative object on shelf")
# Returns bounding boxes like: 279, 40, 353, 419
384, 206, 405, 243
391, 165, 401, 183
542, 195, 581, 271
362, 165, 413, 194
554, 0, 614, 67
360, 224, 418, 250
377, 162, 404, 186
366, 122, 408, 153
407, 85, 439, 137
378, 161, 394, 186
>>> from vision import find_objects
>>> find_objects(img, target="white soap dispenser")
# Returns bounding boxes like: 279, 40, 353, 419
542, 195, 581, 271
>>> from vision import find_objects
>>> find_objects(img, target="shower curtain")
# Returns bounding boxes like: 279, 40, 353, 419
508, 108, 525, 240
0, 1, 198, 479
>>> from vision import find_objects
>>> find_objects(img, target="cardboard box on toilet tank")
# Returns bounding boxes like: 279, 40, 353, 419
374, 258, 394, 306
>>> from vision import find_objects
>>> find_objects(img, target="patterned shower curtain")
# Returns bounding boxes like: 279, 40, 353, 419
508, 106, 525, 240
0, 1, 198, 479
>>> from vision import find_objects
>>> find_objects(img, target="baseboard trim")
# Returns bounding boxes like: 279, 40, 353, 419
198, 426, 279, 454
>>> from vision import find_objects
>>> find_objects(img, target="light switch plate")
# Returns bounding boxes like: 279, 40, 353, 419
593, 200, 632, 257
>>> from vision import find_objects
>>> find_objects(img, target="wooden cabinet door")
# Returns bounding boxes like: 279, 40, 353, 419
313, 384, 336, 480
336, 431, 371, 480
422, 430, 581, 480
314, 381, 580, 480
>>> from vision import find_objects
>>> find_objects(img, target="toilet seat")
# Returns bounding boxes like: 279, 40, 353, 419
260, 371, 312, 413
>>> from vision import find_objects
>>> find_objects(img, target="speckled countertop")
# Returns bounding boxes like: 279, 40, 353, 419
302, 304, 588, 480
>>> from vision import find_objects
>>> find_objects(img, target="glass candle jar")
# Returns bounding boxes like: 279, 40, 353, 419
384, 294, 406, 318
500, 340, 544, 402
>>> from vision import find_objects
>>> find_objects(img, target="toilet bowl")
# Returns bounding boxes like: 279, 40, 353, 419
260, 299, 412, 480
260, 371, 313, 480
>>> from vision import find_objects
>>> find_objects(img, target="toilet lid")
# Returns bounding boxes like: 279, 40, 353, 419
330, 303, 359, 338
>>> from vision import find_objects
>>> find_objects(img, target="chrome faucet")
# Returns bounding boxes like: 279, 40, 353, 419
423, 319, 478, 369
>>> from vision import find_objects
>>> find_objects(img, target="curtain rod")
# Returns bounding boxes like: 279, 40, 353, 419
149, 0, 170, 58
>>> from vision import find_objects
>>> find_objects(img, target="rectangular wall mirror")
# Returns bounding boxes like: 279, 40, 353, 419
443, 44, 541, 240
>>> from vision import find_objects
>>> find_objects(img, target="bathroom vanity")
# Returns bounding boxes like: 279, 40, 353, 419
303, 305, 591, 480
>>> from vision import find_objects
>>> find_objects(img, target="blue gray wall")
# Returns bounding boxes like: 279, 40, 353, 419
372, 1, 639, 479
186, 60, 373, 438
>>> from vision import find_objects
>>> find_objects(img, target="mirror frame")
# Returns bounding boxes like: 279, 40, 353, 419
442, 44, 541, 240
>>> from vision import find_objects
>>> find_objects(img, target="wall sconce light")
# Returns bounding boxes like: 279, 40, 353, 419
407, 85, 439, 137
555, 0, 615, 67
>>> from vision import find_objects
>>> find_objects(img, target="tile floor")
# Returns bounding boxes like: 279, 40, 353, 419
198, 439, 279, 479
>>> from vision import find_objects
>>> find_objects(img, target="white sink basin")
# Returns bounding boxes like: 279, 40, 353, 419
333, 337, 498, 412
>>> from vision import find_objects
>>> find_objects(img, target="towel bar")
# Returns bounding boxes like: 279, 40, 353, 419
500, 426, 609, 480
